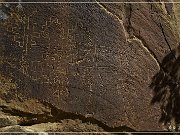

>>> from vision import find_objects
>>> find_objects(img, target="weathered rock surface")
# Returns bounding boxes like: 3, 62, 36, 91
174, 3, 180, 36
0, 0, 179, 132
0, 112, 22, 128
0, 120, 106, 133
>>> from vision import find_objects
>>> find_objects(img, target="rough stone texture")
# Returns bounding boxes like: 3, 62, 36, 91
0, 120, 106, 133
0, 112, 22, 128
0, 0, 179, 132
174, 3, 180, 36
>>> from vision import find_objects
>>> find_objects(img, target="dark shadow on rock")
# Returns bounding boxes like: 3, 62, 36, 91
150, 45, 180, 130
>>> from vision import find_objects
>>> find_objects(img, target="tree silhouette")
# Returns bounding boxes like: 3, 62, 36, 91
150, 45, 180, 131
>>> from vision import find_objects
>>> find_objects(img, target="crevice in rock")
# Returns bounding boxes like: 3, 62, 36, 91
95, 0, 129, 40
132, 29, 179, 92
126, 3, 133, 37
124, 3, 162, 69
123, 4, 180, 118
92, 3, 179, 127
0, 101, 136, 132
127, 37, 161, 70
95, 0, 161, 70
124, 3, 179, 77
159, 22, 177, 60
94, 0, 162, 69
0, 105, 52, 126
96, 0, 160, 67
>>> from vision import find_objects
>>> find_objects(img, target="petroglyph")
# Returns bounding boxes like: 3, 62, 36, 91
1, 2, 177, 131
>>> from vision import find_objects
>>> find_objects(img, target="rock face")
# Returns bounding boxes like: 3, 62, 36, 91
0, 120, 106, 133
0, 0, 179, 132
